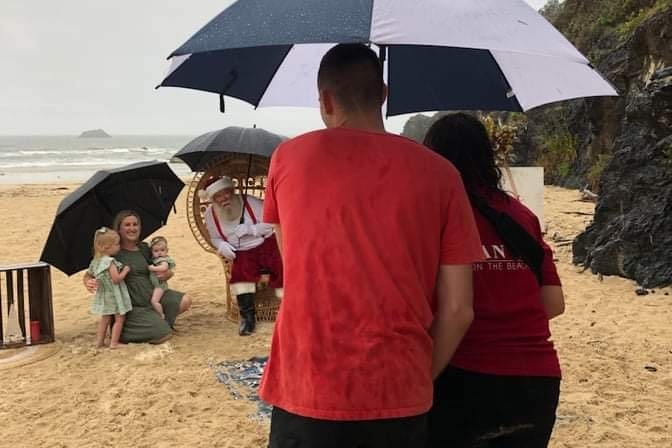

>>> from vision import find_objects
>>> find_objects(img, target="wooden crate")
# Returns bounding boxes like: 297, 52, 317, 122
0, 262, 55, 348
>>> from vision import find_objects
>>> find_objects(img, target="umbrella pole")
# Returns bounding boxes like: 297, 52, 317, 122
244, 154, 252, 195
219, 70, 239, 114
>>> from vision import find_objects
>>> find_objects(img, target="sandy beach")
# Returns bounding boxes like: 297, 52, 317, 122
0, 183, 670, 448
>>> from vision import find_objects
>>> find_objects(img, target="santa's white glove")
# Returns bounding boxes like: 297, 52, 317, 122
233, 223, 251, 238
218, 241, 237, 260
253, 223, 274, 237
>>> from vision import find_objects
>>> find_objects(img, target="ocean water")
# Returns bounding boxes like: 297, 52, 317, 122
0, 135, 195, 184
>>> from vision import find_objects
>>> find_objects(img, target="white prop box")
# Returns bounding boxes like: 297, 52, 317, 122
500, 166, 545, 228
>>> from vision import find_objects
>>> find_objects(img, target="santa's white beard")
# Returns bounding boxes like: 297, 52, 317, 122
214, 195, 242, 224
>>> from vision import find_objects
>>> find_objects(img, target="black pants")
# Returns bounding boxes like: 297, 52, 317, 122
428, 366, 560, 448
268, 406, 428, 448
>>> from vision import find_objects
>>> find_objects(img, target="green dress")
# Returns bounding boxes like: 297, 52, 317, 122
115, 243, 184, 343
87, 256, 133, 316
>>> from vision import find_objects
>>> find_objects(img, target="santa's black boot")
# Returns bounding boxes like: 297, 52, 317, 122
247, 304, 257, 333
236, 293, 255, 336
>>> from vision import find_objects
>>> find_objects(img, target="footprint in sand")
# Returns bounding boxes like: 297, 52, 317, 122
133, 343, 174, 362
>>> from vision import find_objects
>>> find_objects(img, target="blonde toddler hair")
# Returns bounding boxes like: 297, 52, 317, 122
93, 227, 120, 258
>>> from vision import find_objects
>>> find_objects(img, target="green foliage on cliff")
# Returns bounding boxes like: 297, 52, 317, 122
536, 130, 577, 184
534, 0, 671, 187
664, 143, 672, 167
550, 0, 671, 62
618, 0, 672, 35
400, 112, 528, 163
587, 154, 612, 191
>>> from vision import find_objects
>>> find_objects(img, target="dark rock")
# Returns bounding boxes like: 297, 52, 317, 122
571, 8, 672, 288
79, 129, 110, 138
635, 288, 649, 296
652, 66, 672, 80
644, 366, 658, 372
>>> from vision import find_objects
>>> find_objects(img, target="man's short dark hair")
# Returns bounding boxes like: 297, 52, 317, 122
317, 44, 384, 113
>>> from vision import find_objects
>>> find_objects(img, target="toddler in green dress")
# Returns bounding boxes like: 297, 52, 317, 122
88, 227, 132, 348
148, 236, 176, 319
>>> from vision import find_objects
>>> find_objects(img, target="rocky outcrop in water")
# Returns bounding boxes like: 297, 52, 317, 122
79, 129, 110, 138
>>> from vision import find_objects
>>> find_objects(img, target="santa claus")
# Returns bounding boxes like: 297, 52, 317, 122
201, 176, 283, 336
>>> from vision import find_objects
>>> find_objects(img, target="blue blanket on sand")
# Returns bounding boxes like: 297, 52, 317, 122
213, 356, 272, 421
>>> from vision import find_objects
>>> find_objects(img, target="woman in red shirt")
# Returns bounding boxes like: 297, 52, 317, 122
424, 113, 565, 448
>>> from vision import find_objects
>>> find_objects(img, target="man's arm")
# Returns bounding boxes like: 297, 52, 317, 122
541, 285, 565, 319
430, 264, 474, 379
273, 224, 283, 257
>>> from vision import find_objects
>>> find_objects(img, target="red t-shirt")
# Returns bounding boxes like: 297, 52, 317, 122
449, 191, 562, 378
259, 128, 483, 420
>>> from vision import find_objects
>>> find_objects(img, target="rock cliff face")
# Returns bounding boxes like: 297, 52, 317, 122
567, 5, 672, 287
505, 1, 672, 287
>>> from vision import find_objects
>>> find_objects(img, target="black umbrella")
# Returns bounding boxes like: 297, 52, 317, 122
174, 126, 287, 172
40, 161, 184, 275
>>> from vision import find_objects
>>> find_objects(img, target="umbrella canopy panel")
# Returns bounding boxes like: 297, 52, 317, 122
41, 161, 184, 275
169, 0, 581, 60
174, 126, 287, 172
169, 0, 372, 55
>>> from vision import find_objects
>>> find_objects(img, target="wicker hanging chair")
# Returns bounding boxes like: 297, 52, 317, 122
186, 152, 281, 322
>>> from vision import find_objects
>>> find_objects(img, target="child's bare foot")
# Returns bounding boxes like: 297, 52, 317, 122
109, 342, 127, 349
95, 342, 107, 349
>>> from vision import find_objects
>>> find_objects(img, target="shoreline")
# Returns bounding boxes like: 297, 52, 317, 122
0, 162, 193, 185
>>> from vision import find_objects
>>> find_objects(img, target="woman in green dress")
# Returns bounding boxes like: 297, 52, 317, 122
84, 210, 192, 343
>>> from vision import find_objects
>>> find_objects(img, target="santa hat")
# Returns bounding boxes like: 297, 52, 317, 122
198, 176, 234, 201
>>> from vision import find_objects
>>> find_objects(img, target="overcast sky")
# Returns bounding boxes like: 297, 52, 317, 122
1, 0, 551, 136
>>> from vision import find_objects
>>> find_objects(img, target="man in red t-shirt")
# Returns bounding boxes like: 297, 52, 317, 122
260, 44, 483, 448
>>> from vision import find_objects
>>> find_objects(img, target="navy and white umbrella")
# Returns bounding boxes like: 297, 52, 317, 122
158, 0, 617, 114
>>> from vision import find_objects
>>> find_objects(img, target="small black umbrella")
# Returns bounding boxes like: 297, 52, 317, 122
174, 126, 287, 172
40, 161, 184, 275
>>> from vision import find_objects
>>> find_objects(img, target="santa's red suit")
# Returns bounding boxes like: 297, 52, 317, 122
202, 177, 283, 335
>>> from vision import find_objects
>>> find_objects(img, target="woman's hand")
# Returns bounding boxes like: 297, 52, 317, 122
155, 269, 173, 281
83, 273, 98, 293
